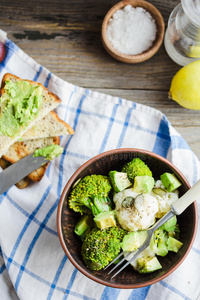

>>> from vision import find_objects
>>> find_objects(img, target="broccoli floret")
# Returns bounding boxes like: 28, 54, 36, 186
90, 196, 112, 216
81, 227, 126, 270
68, 175, 112, 214
121, 158, 152, 183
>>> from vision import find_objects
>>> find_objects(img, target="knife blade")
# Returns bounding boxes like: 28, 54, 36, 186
0, 153, 49, 195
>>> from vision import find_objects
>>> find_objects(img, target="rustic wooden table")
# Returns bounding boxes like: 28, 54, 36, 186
1, 0, 200, 159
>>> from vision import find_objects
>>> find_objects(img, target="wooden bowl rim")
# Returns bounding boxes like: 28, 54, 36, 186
57, 148, 198, 288
101, 0, 165, 63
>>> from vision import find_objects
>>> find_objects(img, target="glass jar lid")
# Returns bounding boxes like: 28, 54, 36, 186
182, 0, 200, 27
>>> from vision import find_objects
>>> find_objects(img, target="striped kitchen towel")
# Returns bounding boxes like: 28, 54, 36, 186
0, 29, 200, 300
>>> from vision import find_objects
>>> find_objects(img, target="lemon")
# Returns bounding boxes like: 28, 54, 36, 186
169, 60, 200, 110
189, 45, 200, 58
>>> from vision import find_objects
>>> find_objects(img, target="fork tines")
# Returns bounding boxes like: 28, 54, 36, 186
104, 251, 125, 270
106, 249, 143, 279
105, 251, 138, 278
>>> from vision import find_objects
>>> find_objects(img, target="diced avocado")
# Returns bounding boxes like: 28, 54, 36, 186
132, 176, 154, 194
150, 240, 168, 257
109, 171, 132, 192
74, 214, 93, 241
122, 230, 147, 252
167, 236, 183, 253
137, 256, 162, 273
93, 211, 116, 229
160, 173, 182, 192
160, 215, 177, 232
150, 229, 168, 257
156, 241, 168, 257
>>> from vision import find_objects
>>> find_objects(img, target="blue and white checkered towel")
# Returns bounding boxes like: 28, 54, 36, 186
0, 29, 199, 300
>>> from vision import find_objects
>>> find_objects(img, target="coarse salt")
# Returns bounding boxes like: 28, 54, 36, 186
106, 5, 157, 55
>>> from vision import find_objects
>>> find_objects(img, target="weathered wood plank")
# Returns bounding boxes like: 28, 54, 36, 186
0, 0, 181, 90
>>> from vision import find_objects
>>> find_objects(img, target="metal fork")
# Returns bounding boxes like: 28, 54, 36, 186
105, 179, 200, 279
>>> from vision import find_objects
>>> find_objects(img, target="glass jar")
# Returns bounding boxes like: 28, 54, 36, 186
164, 0, 200, 66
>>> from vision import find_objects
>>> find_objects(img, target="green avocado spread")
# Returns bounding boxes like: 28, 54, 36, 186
33, 145, 63, 161
0, 80, 43, 136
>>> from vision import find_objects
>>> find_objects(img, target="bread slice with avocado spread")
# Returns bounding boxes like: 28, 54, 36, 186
20, 111, 74, 141
3, 136, 60, 183
0, 73, 61, 157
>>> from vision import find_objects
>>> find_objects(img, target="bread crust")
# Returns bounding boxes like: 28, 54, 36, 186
21, 111, 74, 141
49, 111, 74, 135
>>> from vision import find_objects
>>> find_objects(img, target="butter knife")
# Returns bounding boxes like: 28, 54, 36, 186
0, 153, 49, 194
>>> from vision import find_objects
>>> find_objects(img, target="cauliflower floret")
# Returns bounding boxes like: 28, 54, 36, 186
113, 188, 138, 209
151, 181, 179, 218
113, 189, 159, 231
168, 189, 179, 205
153, 194, 170, 218
113, 185, 179, 232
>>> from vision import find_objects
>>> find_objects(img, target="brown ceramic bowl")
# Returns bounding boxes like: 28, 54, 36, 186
57, 148, 197, 289
101, 0, 165, 63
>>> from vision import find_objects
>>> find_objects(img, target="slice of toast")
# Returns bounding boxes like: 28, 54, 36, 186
0, 73, 61, 157
21, 111, 74, 141
3, 136, 60, 182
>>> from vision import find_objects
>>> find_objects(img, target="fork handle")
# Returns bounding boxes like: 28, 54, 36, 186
171, 179, 200, 215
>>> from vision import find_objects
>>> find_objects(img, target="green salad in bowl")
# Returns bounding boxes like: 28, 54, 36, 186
57, 149, 197, 289
68, 157, 183, 274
